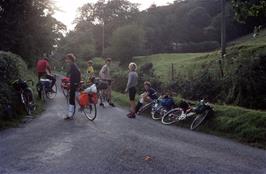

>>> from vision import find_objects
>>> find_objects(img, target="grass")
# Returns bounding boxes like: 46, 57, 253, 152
112, 91, 266, 148
134, 53, 211, 82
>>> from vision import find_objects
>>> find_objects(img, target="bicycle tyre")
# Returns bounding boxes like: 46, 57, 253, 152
22, 89, 35, 115
151, 106, 163, 120
190, 110, 210, 130
21, 92, 31, 115
161, 108, 183, 125
61, 85, 68, 98
47, 83, 57, 99
138, 102, 153, 114
41, 86, 46, 103
83, 104, 97, 121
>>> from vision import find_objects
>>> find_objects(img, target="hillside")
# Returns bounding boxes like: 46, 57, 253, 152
131, 30, 266, 110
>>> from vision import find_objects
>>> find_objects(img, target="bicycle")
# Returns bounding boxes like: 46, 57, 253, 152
37, 75, 57, 102
137, 93, 159, 115
60, 76, 84, 104
161, 99, 213, 130
79, 91, 98, 121
12, 79, 36, 115
61, 77, 70, 98
151, 97, 175, 120
94, 78, 111, 107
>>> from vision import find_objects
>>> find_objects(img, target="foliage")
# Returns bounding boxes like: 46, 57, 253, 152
108, 24, 146, 63
75, 0, 139, 56
55, 28, 96, 60
134, 30, 266, 109
0, 0, 66, 65
231, 0, 266, 23
0, 52, 39, 128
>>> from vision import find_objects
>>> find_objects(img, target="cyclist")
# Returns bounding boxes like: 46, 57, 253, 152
125, 62, 138, 118
64, 53, 81, 120
99, 58, 115, 107
135, 81, 158, 114
36, 57, 56, 90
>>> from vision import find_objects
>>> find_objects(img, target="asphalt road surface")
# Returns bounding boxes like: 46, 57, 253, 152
0, 85, 265, 174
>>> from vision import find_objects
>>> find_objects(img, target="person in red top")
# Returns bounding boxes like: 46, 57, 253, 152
36, 58, 56, 89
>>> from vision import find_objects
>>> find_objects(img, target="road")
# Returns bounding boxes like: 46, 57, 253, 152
0, 86, 265, 174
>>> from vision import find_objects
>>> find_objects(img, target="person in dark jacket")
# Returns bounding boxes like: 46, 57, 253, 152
64, 53, 81, 120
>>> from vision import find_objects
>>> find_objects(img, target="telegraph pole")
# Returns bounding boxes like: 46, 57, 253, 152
219, 0, 226, 78
102, 21, 105, 57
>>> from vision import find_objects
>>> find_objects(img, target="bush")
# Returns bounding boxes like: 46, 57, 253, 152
0, 51, 32, 123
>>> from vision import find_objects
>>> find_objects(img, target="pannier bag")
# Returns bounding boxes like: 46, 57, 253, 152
13, 79, 28, 91
79, 92, 89, 107
79, 92, 98, 107
40, 79, 51, 89
160, 97, 175, 110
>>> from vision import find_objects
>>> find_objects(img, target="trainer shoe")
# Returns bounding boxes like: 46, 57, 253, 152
109, 102, 115, 107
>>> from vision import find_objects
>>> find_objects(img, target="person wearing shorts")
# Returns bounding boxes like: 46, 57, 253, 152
99, 58, 115, 107
125, 62, 138, 118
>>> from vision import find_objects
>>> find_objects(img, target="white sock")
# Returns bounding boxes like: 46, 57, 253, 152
68, 105, 75, 117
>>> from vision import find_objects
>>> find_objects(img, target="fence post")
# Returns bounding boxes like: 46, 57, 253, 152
171, 63, 174, 81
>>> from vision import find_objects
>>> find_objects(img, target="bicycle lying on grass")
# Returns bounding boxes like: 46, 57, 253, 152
161, 99, 213, 130
12, 79, 36, 115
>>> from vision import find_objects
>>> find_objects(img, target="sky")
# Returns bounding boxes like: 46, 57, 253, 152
53, 0, 175, 30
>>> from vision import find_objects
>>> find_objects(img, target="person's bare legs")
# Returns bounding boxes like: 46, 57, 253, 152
107, 85, 115, 107
130, 100, 136, 113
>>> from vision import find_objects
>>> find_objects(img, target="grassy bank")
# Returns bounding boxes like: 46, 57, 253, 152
112, 92, 266, 149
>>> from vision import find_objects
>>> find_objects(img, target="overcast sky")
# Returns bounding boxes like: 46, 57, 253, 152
53, 0, 175, 30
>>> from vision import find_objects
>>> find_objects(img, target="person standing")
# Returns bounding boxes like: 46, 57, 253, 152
64, 53, 81, 120
125, 62, 138, 118
99, 58, 115, 107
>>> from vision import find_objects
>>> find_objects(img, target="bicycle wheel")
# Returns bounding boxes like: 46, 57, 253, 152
138, 102, 153, 114
151, 106, 163, 120
47, 83, 57, 99
41, 86, 46, 103
83, 104, 97, 121
22, 89, 35, 115
161, 108, 183, 125
190, 110, 210, 130
61, 85, 68, 98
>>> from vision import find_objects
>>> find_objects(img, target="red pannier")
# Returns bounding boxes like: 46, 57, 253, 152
79, 92, 98, 107
61, 77, 70, 90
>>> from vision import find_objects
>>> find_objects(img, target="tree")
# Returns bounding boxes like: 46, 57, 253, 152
231, 0, 266, 23
109, 24, 145, 63
0, 0, 66, 65
75, 0, 139, 56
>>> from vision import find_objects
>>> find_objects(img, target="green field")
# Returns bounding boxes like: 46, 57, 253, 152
134, 53, 212, 82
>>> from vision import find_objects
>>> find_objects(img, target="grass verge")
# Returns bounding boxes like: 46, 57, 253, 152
112, 91, 266, 149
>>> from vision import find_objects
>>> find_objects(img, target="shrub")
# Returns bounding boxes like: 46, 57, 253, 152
0, 51, 30, 120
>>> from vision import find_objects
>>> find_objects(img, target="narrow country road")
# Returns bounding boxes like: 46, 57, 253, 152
0, 82, 265, 174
